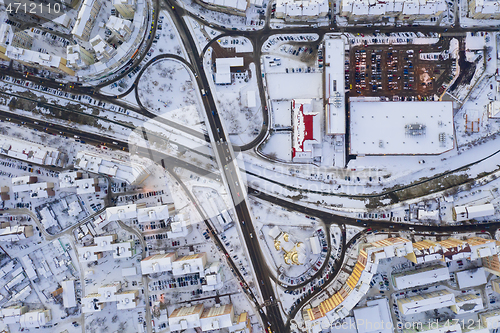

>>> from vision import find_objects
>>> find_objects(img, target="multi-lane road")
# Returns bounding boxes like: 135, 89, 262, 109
2, 2, 500, 332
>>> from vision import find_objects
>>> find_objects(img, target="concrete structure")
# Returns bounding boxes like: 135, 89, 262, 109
0, 186, 9, 201
167, 215, 192, 239
172, 253, 207, 277
451, 294, 483, 314
349, 101, 454, 156
202, 262, 224, 292
140, 253, 178, 275
0, 134, 65, 166
0, 225, 34, 242
106, 204, 171, 223
137, 205, 170, 223
59, 171, 83, 188
72, 0, 102, 41
67, 44, 95, 70
5, 46, 75, 75
353, 299, 393, 333
0, 305, 28, 325
340, 0, 447, 22
397, 290, 455, 315
200, 304, 234, 331
303, 235, 500, 330
275, 0, 328, 21
302, 237, 413, 328
215, 57, 244, 84
168, 304, 204, 331
480, 310, 500, 329
106, 16, 134, 42
0, 24, 33, 49
61, 279, 77, 308
468, 0, 500, 19
76, 151, 150, 185
324, 35, 346, 138
392, 265, 449, 290
201, 0, 249, 13
106, 204, 137, 222
488, 101, 500, 118
113, 0, 137, 19
78, 235, 135, 262
309, 236, 321, 255
228, 312, 252, 333
453, 204, 495, 221
12, 181, 55, 198
19, 309, 52, 328
291, 99, 322, 163
81, 282, 139, 313
90, 35, 117, 61
76, 178, 100, 194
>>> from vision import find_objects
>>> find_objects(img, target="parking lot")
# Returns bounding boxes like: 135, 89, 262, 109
347, 43, 452, 100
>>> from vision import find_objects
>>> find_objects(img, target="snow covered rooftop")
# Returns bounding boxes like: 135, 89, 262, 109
392, 265, 449, 290
349, 101, 454, 155
106, 204, 137, 221
61, 279, 77, 308
215, 57, 243, 84
200, 304, 234, 331
455, 267, 487, 289
169, 304, 204, 330
324, 36, 346, 135
76, 151, 150, 184
353, 299, 392, 333
140, 253, 178, 275
137, 205, 170, 223
0, 134, 62, 166
397, 290, 455, 315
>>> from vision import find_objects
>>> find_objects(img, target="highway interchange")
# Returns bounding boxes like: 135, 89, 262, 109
1, 0, 500, 331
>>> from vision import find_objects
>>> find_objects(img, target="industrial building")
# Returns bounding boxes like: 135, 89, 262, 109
453, 204, 496, 221
215, 57, 244, 84
392, 265, 449, 290
324, 36, 346, 168
291, 99, 322, 163
349, 101, 454, 156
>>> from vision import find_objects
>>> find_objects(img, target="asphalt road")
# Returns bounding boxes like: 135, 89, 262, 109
4, 5, 500, 331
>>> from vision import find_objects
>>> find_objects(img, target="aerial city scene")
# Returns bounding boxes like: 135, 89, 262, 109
0, 0, 500, 331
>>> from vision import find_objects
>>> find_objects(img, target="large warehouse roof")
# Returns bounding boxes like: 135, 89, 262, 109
349, 101, 454, 155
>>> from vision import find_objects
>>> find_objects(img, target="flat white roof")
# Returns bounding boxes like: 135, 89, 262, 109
215, 57, 243, 84
393, 265, 449, 290
456, 267, 487, 289
324, 36, 345, 135
62, 279, 77, 308
349, 101, 454, 155
354, 298, 393, 333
